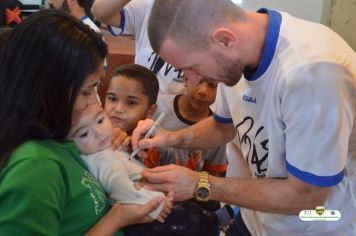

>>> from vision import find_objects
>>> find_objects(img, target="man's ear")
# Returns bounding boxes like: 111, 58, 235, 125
211, 28, 237, 49
146, 104, 158, 118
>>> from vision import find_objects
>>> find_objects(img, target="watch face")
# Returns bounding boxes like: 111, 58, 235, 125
197, 187, 210, 199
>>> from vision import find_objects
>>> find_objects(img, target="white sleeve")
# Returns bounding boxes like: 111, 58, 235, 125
82, 151, 164, 219
214, 84, 234, 124
281, 63, 354, 186
108, 0, 149, 36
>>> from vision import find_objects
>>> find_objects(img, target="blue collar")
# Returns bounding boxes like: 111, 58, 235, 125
80, 15, 89, 21
244, 8, 282, 81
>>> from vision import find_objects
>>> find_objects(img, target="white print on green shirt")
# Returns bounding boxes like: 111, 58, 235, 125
82, 171, 106, 215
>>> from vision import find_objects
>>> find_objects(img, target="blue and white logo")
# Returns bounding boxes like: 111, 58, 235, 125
242, 95, 257, 104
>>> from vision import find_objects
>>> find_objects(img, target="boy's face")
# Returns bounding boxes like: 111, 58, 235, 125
48, 0, 70, 13
105, 75, 156, 133
68, 103, 113, 155
185, 77, 217, 110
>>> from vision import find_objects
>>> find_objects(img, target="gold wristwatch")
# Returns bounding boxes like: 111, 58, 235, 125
194, 171, 211, 201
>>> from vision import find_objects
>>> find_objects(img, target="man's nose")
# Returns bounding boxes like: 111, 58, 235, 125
183, 69, 203, 85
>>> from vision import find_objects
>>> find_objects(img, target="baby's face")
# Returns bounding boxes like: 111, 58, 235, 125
68, 103, 113, 155
105, 75, 154, 133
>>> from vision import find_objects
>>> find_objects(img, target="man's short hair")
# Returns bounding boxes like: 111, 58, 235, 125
148, 0, 245, 54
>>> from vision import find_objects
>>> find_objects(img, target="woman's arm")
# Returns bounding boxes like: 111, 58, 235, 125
85, 198, 164, 236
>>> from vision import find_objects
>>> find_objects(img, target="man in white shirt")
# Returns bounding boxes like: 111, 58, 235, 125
131, 0, 356, 235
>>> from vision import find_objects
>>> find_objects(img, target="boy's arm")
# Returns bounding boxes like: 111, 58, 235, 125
202, 145, 228, 176
92, 0, 130, 27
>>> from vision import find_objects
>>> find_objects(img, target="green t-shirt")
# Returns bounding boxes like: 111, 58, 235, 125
0, 140, 124, 236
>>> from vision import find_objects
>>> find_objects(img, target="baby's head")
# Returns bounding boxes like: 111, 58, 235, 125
67, 103, 113, 155
105, 64, 159, 133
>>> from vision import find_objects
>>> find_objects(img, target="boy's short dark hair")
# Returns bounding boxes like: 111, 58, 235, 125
111, 64, 159, 105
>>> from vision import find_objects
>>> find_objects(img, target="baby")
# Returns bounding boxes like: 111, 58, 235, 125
67, 102, 170, 220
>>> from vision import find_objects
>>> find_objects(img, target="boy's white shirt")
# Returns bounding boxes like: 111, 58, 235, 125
108, 0, 186, 95
81, 148, 164, 219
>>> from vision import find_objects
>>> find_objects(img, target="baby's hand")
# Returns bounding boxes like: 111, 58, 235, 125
112, 127, 130, 151
156, 191, 173, 223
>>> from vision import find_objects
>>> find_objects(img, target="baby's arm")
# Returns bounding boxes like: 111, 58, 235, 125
82, 150, 165, 219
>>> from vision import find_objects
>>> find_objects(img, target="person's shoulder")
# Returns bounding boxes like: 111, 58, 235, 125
1, 140, 77, 183
11, 140, 77, 163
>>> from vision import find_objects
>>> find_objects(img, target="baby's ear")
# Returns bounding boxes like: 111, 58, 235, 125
147, 104, 158, 118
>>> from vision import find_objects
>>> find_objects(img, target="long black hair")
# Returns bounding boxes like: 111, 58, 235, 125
0, 9, 107, 168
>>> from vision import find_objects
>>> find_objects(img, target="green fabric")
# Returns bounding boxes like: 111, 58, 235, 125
0, 140, 124, 236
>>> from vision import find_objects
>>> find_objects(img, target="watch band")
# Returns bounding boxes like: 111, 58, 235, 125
195, 171, 211, 201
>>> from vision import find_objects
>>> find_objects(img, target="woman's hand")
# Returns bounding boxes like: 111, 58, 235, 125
112, 127, 130, 151
156, 191, 173, 223
85, 197, 165, 236
112, 197, 165, 226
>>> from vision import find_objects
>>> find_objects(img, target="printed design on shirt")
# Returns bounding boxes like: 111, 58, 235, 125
81, 171, 106, 215
235, 116, 268, 178
148, 52, 184, 83
242, 94, 257, 104
180, 149, 202, 171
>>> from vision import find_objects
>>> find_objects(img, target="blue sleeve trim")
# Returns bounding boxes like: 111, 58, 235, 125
80, 15, 89, 21
213, 114, 233, 124
107, 25, 119, 36
118, 8, 125, 30
286, 161, 344, 187
108, 9, 125, 36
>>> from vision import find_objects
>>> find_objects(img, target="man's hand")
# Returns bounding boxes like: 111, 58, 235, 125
131, 119, 172, 158
142, 164, 200, 201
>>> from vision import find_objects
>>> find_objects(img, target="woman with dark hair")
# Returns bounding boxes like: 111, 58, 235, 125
0, 27, 12, 49
0, 9, 164, 235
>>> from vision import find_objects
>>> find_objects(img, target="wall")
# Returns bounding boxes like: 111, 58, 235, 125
234, 0, 356, 50
329, 0, 356, 50
18, 0, 42, 4
235, 0, 332, 24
